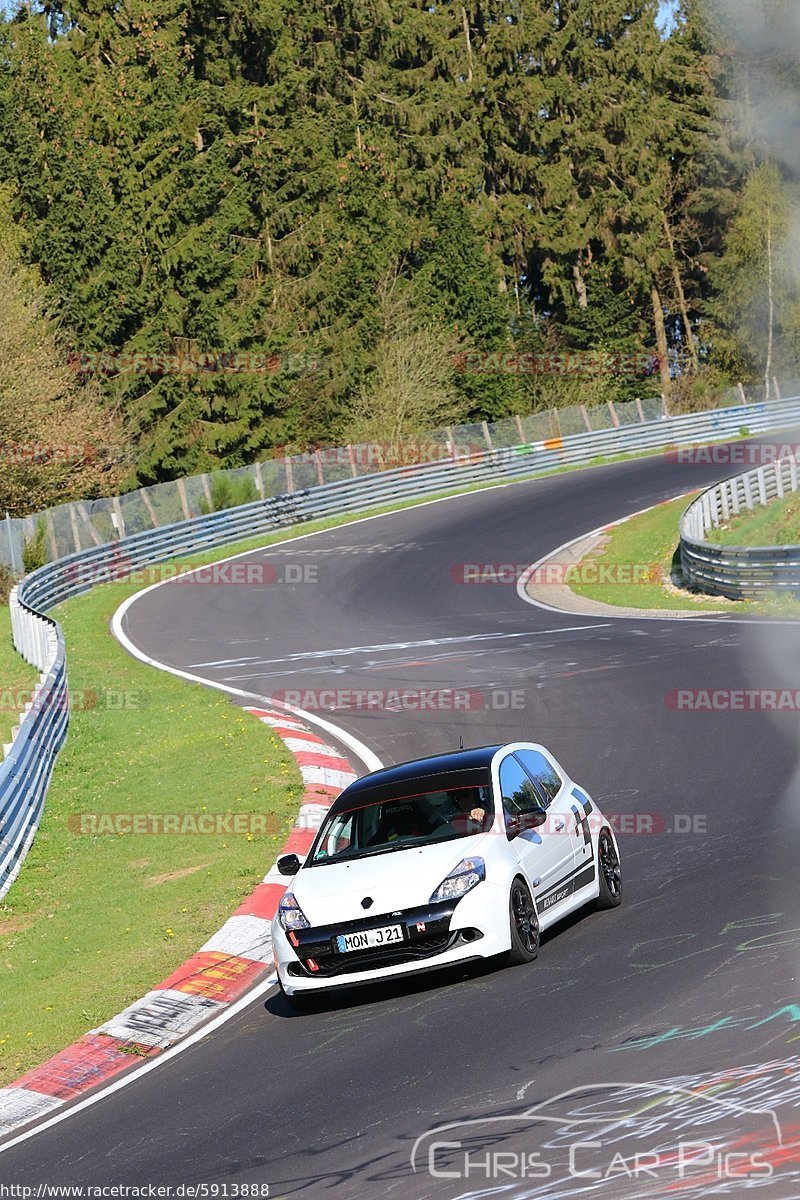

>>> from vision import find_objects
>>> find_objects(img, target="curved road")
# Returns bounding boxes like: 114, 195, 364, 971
4, 447, 800, 1197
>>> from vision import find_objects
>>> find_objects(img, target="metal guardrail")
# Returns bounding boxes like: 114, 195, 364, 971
1, 590, 68, 897
7, 383, 796, 568
4, 392, 800, 897
680, 454, 800, 600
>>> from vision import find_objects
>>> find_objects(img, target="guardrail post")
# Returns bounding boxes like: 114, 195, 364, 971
68, 504, 82, 553
111, 496, 126, 539
176, 478, 192, 521
5, 512, 19, 573
635, 397, 645, 423
680, 437, 800, 601
253, 461, 265, 497
36, 619, 47, 670
77, 502, 103, 547
607, 401, 620, 428
45, 512, 58, 560
138, 488, 159, 529
701, 492, 712, 533
579, 405, 592, 433
481, 421, 494, 453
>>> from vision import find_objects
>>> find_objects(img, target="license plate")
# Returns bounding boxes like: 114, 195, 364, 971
335, 924, 404, 953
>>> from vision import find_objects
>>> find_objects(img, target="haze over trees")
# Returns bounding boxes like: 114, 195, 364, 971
0, 0, 797, 502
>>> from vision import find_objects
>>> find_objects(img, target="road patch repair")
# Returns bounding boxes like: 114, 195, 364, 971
0, 706, 357, 1139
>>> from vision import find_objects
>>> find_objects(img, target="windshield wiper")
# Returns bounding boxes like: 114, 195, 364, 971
313, 832, 462, 865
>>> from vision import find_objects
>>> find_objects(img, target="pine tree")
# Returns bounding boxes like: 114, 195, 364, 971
707, 161, 799, 394
411, 197, 519, 419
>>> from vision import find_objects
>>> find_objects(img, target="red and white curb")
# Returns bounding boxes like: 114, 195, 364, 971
0, 706, 358, 1139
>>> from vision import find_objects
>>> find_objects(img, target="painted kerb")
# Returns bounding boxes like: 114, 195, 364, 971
3, 393, 800, 896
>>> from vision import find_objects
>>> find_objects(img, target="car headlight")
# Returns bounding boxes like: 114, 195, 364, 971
278, 891, 310, 932
430, 857, 486, 904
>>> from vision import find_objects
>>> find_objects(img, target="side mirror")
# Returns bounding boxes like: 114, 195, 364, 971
277, 853, 301, 876
527, 809, 547, 828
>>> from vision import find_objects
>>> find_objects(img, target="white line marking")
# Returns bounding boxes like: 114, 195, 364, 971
111, 588, 383, 774
0, 969, 281, 1155
186, 624, 613, 672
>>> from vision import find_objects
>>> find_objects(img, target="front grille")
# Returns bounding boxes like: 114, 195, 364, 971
308, 932, 459, 977
288, 898, 463, 979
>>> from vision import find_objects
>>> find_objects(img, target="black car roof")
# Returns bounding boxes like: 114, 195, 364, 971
330, 744, 502, 812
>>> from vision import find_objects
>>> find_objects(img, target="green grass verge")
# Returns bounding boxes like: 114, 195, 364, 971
568, 495, 727, 611
705, 488, 800, 547
569, 494, 800, 616
0, 575, 306, 1085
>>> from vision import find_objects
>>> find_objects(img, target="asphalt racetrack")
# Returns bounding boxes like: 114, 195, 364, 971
4, 443, 800, 1198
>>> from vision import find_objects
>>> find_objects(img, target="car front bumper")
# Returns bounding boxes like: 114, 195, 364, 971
273, 882, 510, 994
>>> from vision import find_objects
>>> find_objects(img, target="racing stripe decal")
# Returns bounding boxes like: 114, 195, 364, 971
571, 793, 593, 845
537, 860, 596, 907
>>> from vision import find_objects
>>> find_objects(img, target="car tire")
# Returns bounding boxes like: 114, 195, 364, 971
594, 827, 622, 909
507, 878, 540, 965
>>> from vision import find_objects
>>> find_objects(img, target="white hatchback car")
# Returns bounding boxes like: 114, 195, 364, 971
272, 743, 621, 1000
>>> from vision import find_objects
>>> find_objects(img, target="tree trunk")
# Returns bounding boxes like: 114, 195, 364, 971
461, 7, 474, 84
662, 212, 698, 373
651, 283, 671, 414
765, 215, 774, 401
573, 259, 588, 309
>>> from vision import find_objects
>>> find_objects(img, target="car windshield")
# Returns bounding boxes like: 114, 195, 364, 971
309, 784, 494, 865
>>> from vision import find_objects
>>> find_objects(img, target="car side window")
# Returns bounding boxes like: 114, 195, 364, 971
322, 811, 355, 857
515, 750, 562, 808
499, 755, 546, 820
